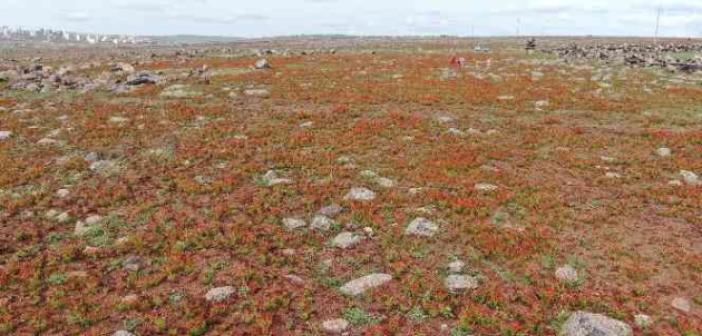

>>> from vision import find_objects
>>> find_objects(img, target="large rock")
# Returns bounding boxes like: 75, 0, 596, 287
405, 217, 439, 237
561, 311, 632, 336
205, 286, 236, 302
340, 273, 392, 296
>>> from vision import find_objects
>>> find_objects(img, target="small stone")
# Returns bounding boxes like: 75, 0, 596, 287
122, 256, 143, 272
561, 311, 632, 336
322, 318, 350, 334
299, 121, 314, 128
634, 314, 652, 328
283, 274, 305, 285
121, 294, 139, 306
359, 170, 378, 179
535, 100, 550, 109
444, 274, 479, 293
331, 232, 363, 249
113, 330, 135, 336
405, 217, 439, 237
671, 297, 691, 313
83, 246, 100, 255
109, 116, 129, 124
74, 215, 102, 235
205, 286, 236, 302
318, 204, 344, 217
656, 147, 671, 157
56, 212, 70, 223
85, 215, 103, 226
282, 217, 306, 231
447, 260, 465, 273
555, 265, 579, 283
37, 138, 61, 146
340, 273, 392, 296
363, 226, 374, 237
281, 248, 296, 256
605, 172, 622, 179
679, 170, 700, 186
255, 58, 270, 69
0, 131, 12, 140
668, 180, 683, 187
311, 215, 334, 232
474, 183, 498, 192
90, 160, 120, 175
243, 88, 270, 97
56, 188, 70, 198
344, 187, 376, 201
261, 170, 291, 186
375, 177, 395, 188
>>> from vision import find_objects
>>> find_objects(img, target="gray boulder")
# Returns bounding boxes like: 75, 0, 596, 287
561, 311, 632, 336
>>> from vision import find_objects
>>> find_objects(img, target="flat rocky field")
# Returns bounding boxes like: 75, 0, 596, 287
0, 38, 700, 335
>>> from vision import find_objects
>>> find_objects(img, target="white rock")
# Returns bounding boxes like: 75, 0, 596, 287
444, 274, 479, 293
656, 147, 671, 157
113, 330, 135, 336
0, 131, 12, 140
474, 183, 498, 192
205, 286, 236, 302
340, 273, 392, 296
405, 217, 439, 237
331, 232, 363, 249
56, 212, 70, 223
375, 177, 395, 188
634, 314, 652, 328
448, 260, 465, 273
299, 121, 314, 128
679, 170, 700, 186
109, 116, 129, 124
322, 318, 350, 334
90, 160, 120, 175
344, 187, 376, 201
318, 204, 344, 217
605, 172, 622, 179
37, 138, 61, 146
243, 88, 270, 97
255, 58, 270, 69
261, 170, 291, 186
555, 265, 579, 283
56, 188, 70, 198
671, 297, 691, 313
561, 311, 632, 336
310, 215, 334, 232
282, 217, 306, 231
74, 215, 102, 235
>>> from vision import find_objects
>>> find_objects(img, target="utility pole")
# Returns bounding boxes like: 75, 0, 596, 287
654, 7, 661, 43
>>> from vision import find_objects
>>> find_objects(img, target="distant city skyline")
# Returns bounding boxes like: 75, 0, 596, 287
1, 0, 701, 38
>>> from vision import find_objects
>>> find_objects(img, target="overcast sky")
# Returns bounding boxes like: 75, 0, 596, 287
1, 0, 702, 37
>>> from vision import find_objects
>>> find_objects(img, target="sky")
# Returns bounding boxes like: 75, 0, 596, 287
1, 0, 702, 38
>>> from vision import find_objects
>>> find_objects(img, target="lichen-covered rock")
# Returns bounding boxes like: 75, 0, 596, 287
405, 217, 439, 237
340, 273, 392, 296
561, 311, 632, 336
205, 286, 236, 302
